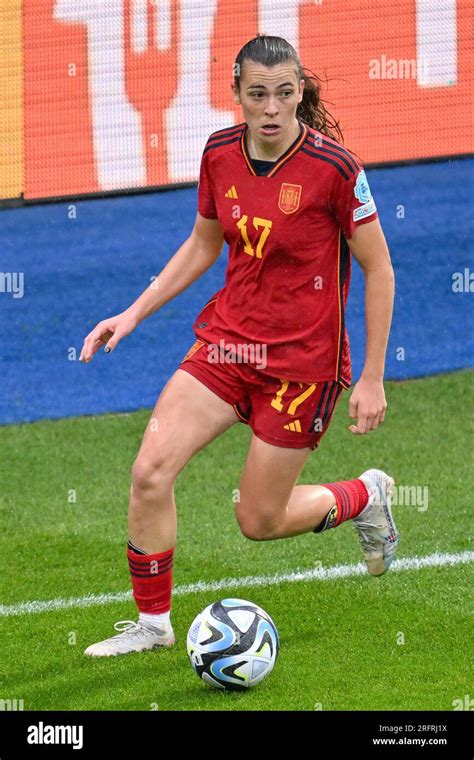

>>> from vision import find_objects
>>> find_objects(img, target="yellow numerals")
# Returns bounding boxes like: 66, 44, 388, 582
271, 381, 317, 414
236, 215, 272, 259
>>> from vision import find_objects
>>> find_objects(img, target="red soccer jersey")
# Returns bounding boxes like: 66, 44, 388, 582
195, 120, 378, 387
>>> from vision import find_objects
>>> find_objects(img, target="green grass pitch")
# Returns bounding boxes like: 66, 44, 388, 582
0, 370, 472, 711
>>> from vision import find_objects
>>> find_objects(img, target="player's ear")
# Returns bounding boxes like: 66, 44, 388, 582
298, 77, 305, 103
231, 83, 241, 104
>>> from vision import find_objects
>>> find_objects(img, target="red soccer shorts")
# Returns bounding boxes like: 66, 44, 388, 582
178, 339, 345, 450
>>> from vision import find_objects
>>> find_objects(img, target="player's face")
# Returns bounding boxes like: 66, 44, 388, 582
233, 62, 304, 152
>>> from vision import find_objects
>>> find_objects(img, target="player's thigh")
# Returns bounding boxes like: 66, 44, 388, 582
237, 434, 311, 523
134, 368, 239, 478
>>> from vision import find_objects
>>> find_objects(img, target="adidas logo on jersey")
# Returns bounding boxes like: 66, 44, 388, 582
225, 185, 238, 198
283, 420, 302, 432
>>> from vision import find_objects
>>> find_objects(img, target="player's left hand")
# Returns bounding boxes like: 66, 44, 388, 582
348, 376, 387, 434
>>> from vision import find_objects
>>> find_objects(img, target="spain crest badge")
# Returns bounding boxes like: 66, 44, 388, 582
278, 183, 302, 214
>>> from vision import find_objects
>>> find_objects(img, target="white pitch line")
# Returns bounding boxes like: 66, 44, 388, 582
1, 551, 472, 618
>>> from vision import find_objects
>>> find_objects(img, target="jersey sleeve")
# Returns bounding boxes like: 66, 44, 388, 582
197, 148, 218, 220
329, 157, 378, 239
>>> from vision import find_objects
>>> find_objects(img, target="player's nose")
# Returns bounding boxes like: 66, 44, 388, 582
264, 98, 279, 115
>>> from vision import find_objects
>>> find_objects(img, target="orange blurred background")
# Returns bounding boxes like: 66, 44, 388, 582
1, 0, 472, 201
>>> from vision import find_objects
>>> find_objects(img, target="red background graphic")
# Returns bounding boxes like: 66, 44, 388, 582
12, 0, 473, 200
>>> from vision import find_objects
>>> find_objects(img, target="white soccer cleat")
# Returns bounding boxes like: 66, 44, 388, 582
354, 469, 399, 577
84, 619, 175, 657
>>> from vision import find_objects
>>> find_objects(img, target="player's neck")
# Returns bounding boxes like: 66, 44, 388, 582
246, 119, 301, 162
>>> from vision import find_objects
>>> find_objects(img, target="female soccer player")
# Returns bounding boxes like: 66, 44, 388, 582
80, 35, 397, 657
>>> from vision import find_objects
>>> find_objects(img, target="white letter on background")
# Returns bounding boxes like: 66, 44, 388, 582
416, 0, 457, 87
54, 0, 146, 189
165, 0, 234, 181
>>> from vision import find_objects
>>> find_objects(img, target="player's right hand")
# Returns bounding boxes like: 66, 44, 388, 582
80, 311, 138, 363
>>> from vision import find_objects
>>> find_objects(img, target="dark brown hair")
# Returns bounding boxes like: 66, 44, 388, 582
234, 34, 343, 143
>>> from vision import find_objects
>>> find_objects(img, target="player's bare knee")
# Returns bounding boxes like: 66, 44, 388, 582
236, 507, 276, 541
131, 453, 177, 495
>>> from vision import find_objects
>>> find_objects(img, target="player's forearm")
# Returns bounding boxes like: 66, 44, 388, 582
360, 265, 395, 381
125, 236, 219, 324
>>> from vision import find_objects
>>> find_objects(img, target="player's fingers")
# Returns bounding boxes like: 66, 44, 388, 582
80, 325, 104, 356
104, 328, 124, 352
80, 326, 112, 362
348, 397, 358, 419
360, 414, 373, 434
349, 413, 370, 434
79, 338, 94, 363
81, 337, 105, 363
79, 334, 96, 361
371, 403, 388, 429
368, 412, 382, 431
349, 423, 365, 434
80, 333, 101, 362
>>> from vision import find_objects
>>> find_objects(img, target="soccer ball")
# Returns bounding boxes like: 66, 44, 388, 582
186, 598, 279, 690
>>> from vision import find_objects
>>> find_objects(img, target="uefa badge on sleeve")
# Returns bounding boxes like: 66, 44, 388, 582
354, 170, 372, 204
353, 170, 377, 221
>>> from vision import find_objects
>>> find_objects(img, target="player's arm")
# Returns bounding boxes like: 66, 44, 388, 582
80, 213, 224, 362
127, 212, 224, 320
346, 218, 395, 434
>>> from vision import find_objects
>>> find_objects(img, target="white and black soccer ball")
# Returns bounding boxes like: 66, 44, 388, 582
187, 598, 279, 690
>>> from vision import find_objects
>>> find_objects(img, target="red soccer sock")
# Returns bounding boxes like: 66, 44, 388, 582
313, 479, 369, 533
127, 544, 174, 614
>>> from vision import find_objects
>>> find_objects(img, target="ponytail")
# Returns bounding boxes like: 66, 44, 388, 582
297, 68, 343, 142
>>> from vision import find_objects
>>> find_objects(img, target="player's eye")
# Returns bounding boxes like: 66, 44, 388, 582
280, 90, 293, 97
